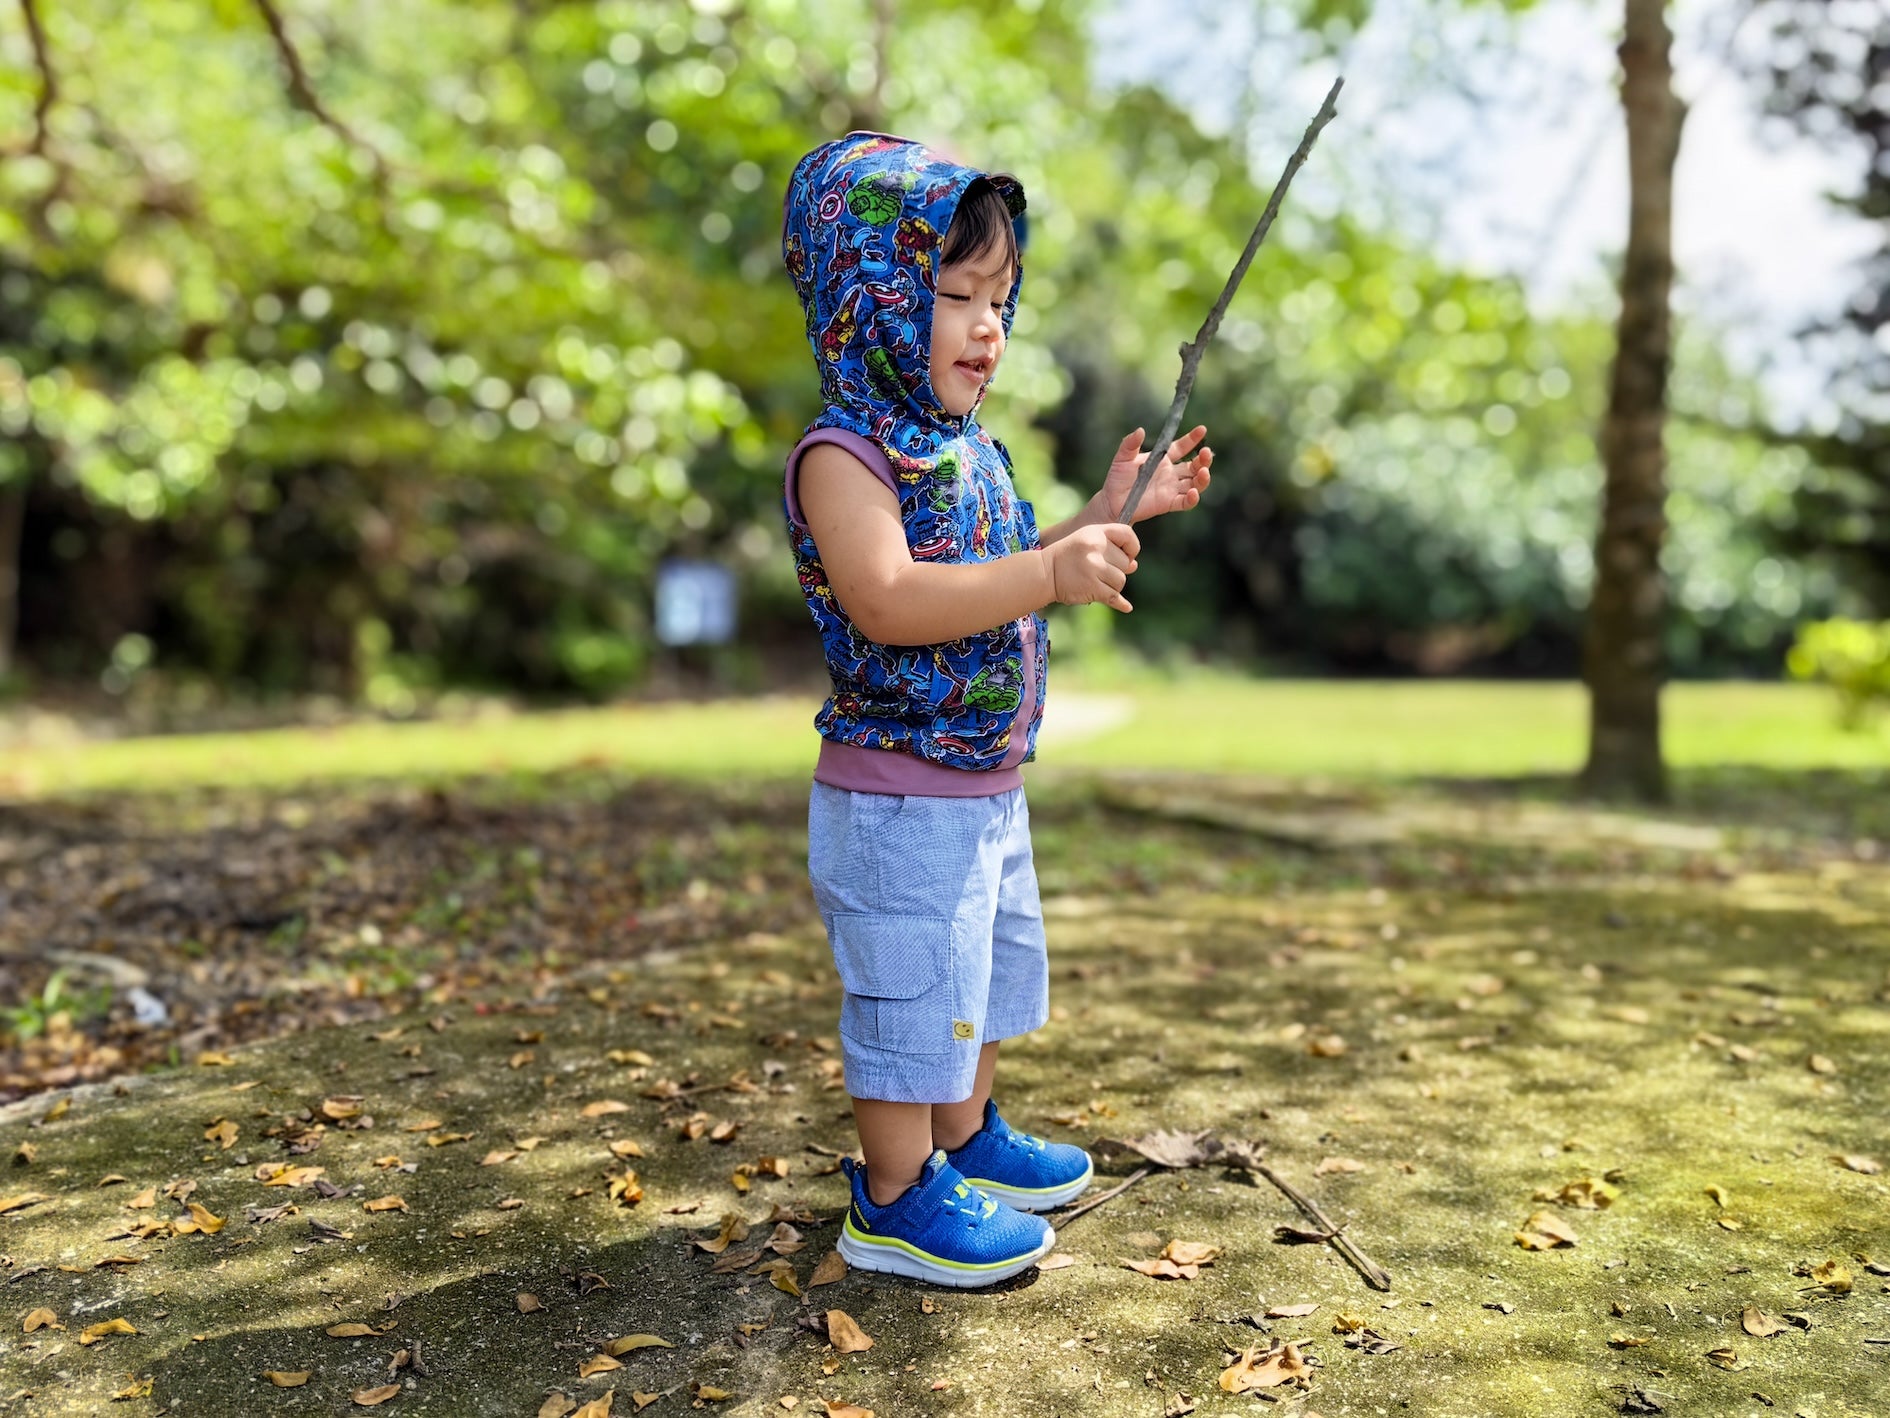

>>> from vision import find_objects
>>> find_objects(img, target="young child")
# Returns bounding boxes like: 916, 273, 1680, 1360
781, 132, 1212, 1286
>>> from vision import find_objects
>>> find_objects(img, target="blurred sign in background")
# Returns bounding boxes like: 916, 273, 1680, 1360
655, 560, 737, 647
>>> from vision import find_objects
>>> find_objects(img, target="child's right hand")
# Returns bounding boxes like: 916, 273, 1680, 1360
1046, 523, 1140, 613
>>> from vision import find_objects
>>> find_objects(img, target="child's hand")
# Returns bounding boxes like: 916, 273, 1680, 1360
1098, 425, 1213, 524
1046, 523, 1140, 613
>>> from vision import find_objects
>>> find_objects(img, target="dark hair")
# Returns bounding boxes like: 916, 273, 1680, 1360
941, 176, 1019, 277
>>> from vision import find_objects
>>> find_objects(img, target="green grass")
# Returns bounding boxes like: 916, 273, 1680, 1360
3, 679, 1882, 799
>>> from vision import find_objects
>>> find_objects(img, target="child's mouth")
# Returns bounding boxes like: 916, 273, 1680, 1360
953, 360, 988, 381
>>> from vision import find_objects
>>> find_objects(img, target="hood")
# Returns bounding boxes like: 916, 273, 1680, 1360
782, 131, 1027, 456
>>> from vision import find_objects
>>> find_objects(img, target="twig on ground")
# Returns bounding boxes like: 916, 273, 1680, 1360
1047, 1166, 1152, 1228
1254, 1161, 1392, 1291
1116, 77, 1343, 524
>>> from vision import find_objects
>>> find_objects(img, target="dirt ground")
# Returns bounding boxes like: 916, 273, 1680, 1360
2, 770, 1887, 1416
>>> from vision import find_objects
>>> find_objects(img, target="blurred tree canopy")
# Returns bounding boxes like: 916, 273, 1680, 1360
0, 0, 1862, 709
1745, 0, 1890, 613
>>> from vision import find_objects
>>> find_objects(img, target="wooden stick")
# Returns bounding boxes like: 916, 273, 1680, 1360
1255, 1161, 1391, 1291
1046, 1166, 1152, 1228
1116, 78, 1344, 526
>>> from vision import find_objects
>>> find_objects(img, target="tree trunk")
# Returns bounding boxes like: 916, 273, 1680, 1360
1581, 0, 1686, 802
0, 480, 23, 680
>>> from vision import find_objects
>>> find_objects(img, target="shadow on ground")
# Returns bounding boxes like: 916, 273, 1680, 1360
2, 772, 1888, 1416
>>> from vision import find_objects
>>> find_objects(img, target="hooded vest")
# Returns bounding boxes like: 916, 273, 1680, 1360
782, 132, 1047, 790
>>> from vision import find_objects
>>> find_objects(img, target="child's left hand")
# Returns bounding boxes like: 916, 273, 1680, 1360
1097, 426, 1213, 524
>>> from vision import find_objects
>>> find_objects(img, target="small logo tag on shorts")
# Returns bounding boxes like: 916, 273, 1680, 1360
952, 1020, 975, 1041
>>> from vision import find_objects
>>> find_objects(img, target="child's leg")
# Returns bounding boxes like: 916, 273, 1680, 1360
851, 1097, 936, 1206
931, 1041, 1000, 1152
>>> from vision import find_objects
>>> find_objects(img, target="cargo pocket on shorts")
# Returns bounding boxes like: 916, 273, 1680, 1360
830, 911, 956, 1054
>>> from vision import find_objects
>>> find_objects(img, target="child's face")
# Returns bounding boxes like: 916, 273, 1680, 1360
928, 250, 1013, 417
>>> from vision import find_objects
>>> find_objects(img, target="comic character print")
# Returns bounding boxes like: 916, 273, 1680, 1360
780, 133, 1046, 772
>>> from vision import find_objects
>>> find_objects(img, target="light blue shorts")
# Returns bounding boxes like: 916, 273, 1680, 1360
807, 782, 1049, 1104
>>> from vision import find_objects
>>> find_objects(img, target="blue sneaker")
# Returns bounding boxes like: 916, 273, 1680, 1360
837, 1150, 1054, 1288
943, 1100, 1095, 1211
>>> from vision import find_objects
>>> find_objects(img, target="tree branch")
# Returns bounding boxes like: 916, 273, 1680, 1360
252, 0, 389, 179
1116, 77, 1344, 524
17, 0, 54, 156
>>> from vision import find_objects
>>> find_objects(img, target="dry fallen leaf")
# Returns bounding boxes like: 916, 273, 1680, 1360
1829, 1153, 1881, 1174
694, 1213, 750, 1254
1807, 1054, 1837, 1075
608, 1140, 645, 1160
364, 1196, 410, 1214
1705, 1346, 1742, 1370
693, 1385, 732, 1402
0, 1191, 49, 1215
1533, 1177, 1617, 1210
582, 1100, 632, 1118
481, 1150, 520, 1167
112, 1375, 155, 1400
79, 1318, 138, 1345
517, 1293, 544, 1314
1809, 1259, 1852, 1294
808, 1251, 848, 1288
608, 1169, 644, 1208
1125, 1257, 1193, 1280
353, 1384, 401, 1406
1514, 1211, 1578, 1250
826, 1309, 874, 1353
1267, 1303, 1318, 1319
1093, 1128, 1227, 1170
176, 1202, 226, 1235
22, 1308, 60, 1333
263, 1370, 312, 1387
1306, 1034, 1347, 1058
579, 1353, 623, 1378
327, 1322, 379, 1338
1307, 1151, 1367, 1179
574, 1394, 616, 1418
604, 1334, 673, 1357
1609, 1333, 1650, 1349
1741, 1306, 1790, 1338
1038, 1253, 1076, 1271
425, 1132, 474, 1148
538, 1396, 577, 1418
198, 1051, 236, 1067
1162, 1240, 1222, 1267
1704, 1185, 1730, 1209
125, 1187, 157, 1210
823, 1403, 874, 1418
770, 1266, 801, 1298
204, 1119, 238, 1150
1219, 1341, 1314, 1393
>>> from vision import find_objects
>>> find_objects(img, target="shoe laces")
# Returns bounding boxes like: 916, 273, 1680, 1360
940, 1179, 999, 1227
999, 1122, 1046, 1154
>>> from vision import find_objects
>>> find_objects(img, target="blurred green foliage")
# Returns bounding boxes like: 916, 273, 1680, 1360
0, 0, 1858, 707
1787, 616, 1890, 729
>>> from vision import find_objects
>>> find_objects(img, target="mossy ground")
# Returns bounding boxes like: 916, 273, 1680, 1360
2, 769, 1887, 1417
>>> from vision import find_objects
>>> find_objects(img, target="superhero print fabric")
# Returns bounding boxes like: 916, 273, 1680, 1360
782, 132, 1049, 772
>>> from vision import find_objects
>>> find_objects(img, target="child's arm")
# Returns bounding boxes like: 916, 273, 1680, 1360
799, 443, 1139, 647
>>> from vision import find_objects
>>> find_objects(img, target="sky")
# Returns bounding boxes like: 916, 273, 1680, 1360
1093, 0, 1879, 422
